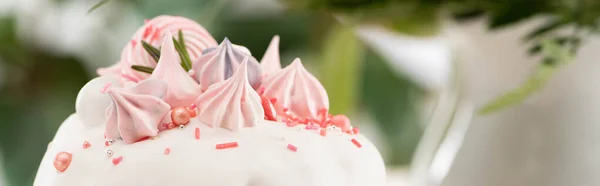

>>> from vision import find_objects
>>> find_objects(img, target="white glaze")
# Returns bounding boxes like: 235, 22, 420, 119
34, 113, 386, 186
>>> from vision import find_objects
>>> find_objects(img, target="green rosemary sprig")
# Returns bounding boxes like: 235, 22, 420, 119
173, 30, 193, 71
131, 65, 155, 74
141, 41, 161, 62
87, 0, 111, 14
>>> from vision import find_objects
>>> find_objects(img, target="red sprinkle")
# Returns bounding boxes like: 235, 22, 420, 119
195, 127, 200, 140
164, 148, 171, 155
135, 136, 150, 143
104, 141, 109, 147
320, 129, 327, 137
352, 127, 360, 135
287, 144, 298, 152
215, 142, 238, 150
351, 138, 362, 148
143, 25, 153, 38
261, 96, 277, 121
112, 156, 123, 165
100, 82, 111, 93
83, 141, 91, 149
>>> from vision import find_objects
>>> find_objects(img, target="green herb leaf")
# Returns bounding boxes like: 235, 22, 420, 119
172, 33, 192, 71
87, 0, 111, 14
479, 39, 573, 115
177, 30, 193, 71
131, 65, 155, 74
523, 19, 568, 41
141, 41, 161, 62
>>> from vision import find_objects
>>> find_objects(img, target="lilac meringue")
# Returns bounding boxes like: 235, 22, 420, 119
192, 38, 262, 91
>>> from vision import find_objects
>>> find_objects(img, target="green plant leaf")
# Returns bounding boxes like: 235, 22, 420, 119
479, 39, 573, 115
523, 19, 568, 41
319, 24, 363, 114
131, 65, 155, 74
176, 30, 193, 71
141, 41, 161, 62
87, 0, 111, 14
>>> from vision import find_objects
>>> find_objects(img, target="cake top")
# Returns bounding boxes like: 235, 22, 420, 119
86, 15, 356, 145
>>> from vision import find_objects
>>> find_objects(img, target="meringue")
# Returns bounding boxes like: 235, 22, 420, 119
260, 35, 281, 76
260, 58, 329, 120
192, 38, 262, 91
98, 15, 218, 82
194, 58, 264, 131
150, 33, 202, 107
105, 79, 171, 144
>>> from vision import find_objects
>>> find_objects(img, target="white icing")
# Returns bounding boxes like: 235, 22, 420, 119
75, 76, 121, 128
34, 114, 386, 186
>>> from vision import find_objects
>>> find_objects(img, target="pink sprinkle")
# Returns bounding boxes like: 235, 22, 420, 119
351, 138, 362, 148
216, 142, 238, 150
112, 156, 123, 165
257, 87, 265, 95
104, 141, 109, 147
100, 82, 112, 93
320, 129, 327, 137
352, 127, 360, 135
282, 108, 289, 112
189, 103, 197, 110
164, 148, 171, 155
305, 125, 319, 130
143, 25, 153, 38
287, 144, 298, 152
83, 141, 91, 149
195, 127, 200, 140
270, 98, 277, 103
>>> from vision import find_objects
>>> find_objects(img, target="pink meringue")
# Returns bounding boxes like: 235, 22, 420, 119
192, 38, 262, 91
105, 79, 171, 144
260, 35, 281, 76
194, 58, 264, 131
260, 58, 329, 120
98, 15, 218, 82
150, 33, 202, 107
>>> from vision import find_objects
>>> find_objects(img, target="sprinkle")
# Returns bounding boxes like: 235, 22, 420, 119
195, 127, 200, 140
320, 129, 327, 137
164, 148, 171, 155
100, 82, 111, 93
143, 25, 153, 38
351, 138, 362, 148
270, 98, 277, 103
135, 136, 150, 142
305, 125, 319, 130
83, 141, 91, 149
352, 127, 360, 135
282, 108, 289, 112
112, 156, 123, 165
104, 141, 109, 147
189, 103, 197, 110
53, 152, 72, 172
215, 142, 238, 150
287, 144, 298, 152
106, 150, 113, 157
130, 40, 137, 47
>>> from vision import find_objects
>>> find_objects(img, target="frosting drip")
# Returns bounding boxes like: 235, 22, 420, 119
260, 35, 281, 77
192, 38, 262, 91
260, 58, 329, 120
150, 33, 202, 107
194, 58, 264, 131
98, 15, 217, 82
105, 79, 171, 144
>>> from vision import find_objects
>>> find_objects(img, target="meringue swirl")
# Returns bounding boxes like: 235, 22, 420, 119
105, 79, 171, 144
260, 35, 282, 77
150, 33, 202, 107
194, 58, 264, 131
98, 15, 218, 82
192, 38, 262, 91
260, 58, 329, 120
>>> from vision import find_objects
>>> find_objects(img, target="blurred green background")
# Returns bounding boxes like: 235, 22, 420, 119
0, 0, 425, 185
